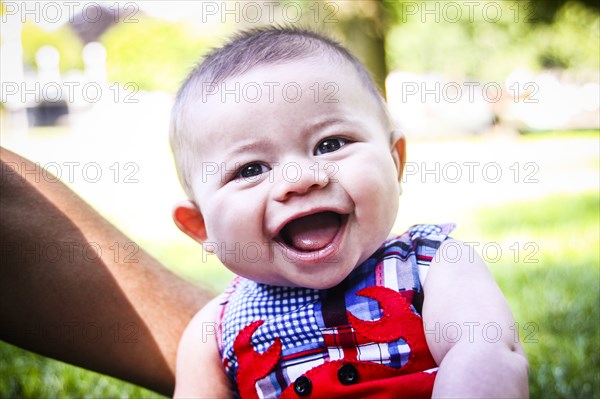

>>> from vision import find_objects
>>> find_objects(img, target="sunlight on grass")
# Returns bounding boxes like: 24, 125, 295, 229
0, 342, 164, 399
473, 191, 599, 399
137, 239, 234, 293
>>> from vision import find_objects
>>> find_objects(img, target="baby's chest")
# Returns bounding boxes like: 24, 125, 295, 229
221, 285, 436, 399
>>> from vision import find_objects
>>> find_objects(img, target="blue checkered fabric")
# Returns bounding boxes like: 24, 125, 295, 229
220, 282, 323, 357
217, 223, 454, 398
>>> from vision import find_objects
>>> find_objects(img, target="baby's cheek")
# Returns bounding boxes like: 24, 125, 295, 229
361, 157, 400, 220
351, 163, 398, 219
205, 199, 242, 240
357, 151, 398, 194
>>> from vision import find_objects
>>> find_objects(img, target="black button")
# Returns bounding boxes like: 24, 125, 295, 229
337, 364, 359, 385
294, 376, 312, 396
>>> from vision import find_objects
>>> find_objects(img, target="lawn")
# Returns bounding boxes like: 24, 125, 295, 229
474, 191, 599, 398
1, 133, 598, 398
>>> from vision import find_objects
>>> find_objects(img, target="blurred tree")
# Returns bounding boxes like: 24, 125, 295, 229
15, 0, 599, 92
295, 1, 389, 97
531, 2, 600, 72
306, 0, 598, 98
334, 1, 389, 97
530, 0, 599, 23
100, 16, 220, 92
69, 3, 116, 43
383, 0, 599, 80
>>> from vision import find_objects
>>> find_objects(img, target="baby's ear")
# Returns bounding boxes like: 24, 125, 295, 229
172, 200, 208, 244
390, 130, 406, 181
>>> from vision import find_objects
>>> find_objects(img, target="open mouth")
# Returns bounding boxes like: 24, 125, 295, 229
277, 211, 346, 253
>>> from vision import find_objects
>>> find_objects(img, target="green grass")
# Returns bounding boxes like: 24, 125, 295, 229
519, 129, 600, 139
472, 191, 600, 399
1, 193, 598, 397
0, 343, 164, 398
134, 240, 234, 293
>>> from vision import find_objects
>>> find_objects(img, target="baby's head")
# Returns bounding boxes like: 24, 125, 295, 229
170, 27, 406, 289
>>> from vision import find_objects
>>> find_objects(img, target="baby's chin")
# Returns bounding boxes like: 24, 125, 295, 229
292, 277, 347, 290
251, 264, 360, 290
277, 278, 347, 291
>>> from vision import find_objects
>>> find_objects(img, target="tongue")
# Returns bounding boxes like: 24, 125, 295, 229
280, 212, 341, 251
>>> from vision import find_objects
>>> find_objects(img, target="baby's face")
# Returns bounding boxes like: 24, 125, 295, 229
184, 57, 403, 289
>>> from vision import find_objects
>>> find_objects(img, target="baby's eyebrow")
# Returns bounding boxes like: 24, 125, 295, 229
224, 140, 272, 160
303, 117, 348, 135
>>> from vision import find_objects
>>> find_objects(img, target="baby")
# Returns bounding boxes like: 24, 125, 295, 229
170, 27, 528, 398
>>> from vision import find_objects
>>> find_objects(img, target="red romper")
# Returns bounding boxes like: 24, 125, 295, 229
217, 224, 455, 398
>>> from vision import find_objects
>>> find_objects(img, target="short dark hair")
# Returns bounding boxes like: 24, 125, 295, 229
170, 26, 391, 197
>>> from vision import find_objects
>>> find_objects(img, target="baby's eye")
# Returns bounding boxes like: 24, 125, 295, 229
236, 163, 270, 179
315, 138, 347, 155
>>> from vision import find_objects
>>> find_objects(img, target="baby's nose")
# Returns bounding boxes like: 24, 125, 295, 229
273, 161, 330, 202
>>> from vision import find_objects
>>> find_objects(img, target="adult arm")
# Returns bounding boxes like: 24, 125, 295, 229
0, 147, 215, 396
423, 240, 529, 398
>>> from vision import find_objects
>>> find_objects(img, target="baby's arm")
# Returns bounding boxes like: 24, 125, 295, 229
174, 297, 231, 398
423, 240, 529, 398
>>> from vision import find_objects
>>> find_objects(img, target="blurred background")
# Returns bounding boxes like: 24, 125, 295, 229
0, 1, 598, 397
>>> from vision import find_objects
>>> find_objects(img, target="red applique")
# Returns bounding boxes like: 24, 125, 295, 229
233, 287, 437, 398
347, 286, 436, 373
234, 320, 282, 399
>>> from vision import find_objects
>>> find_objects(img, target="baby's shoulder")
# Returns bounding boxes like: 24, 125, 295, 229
402, 223, 456, 241
381, 223, 456, 255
